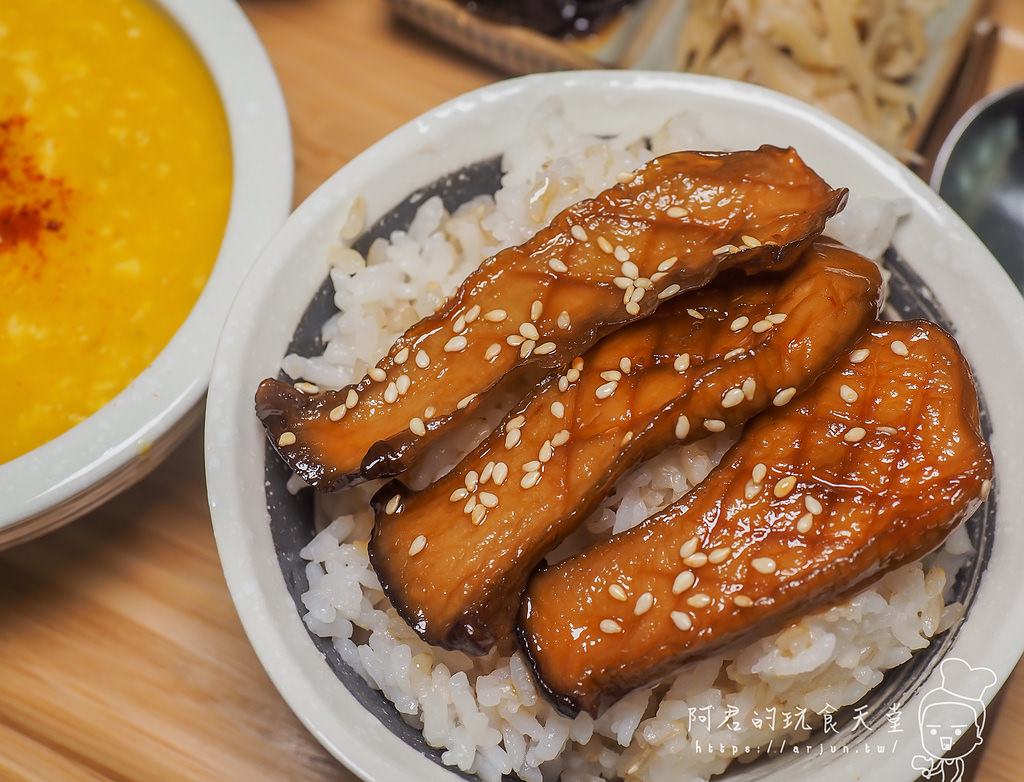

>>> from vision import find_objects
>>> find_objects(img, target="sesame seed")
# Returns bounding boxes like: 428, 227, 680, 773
453, 315, 467, 334
724, 348, 744, 360
733, 595, 753, 608
530, 300, 543, 320
619, 357, 632, 374
744, 480, 760, 500
546, 401, 564, 420
552, 429, 570, 446
557, 311, 571, 329
600, 370, 622, 382
571, 224, 588, 242
507, 334, 525, 346
410, 417, 426, 436
651, 271, 666, 284
616, 169, 636, 183
741, 234, 762, 248
704, 419, 726, 432
558, 376, 569, 392
634, 592, 654, 615
596, 380, 618, 399
508, 415, 526, 430
396, 374, 411, 395
545, 257, 567, 274
766, 313, 787, 324
621, 259, 639, 278
424, 406, 436, 418
683, 552, 709, 568
484, 309, 507, 323
797, 513, 814, 533
981, 478, 992, 500
329, 405, 346, 421
773, 387, 796, 406
277, 431, 297, 447
708, 546, 732, 564
844, 426, 867, 443
752, 557, 777, 574
805, 495, 823, 515
567, 367, 581, 382
722, 388, 745, 408
600, 618, 623, 634
890, 340, 909, 356
492, 462, 509, 485
622, 431, 633, 445
408, 535, 427, 556
609, 584, 628, 601
521, 470, 541, 489
674, 353, 690, 372
394, 347, 410, 365
464, 495, 477, 514
687, 593, 711, 608
539, 441, 554, 463
345, 389, 358, 408
839, 384, 858, 403
675, 415, 690, 440
658, 284, 682, 299
670, 611, 693, 631
471, 505, 486, 525
383, 383, 399, 404
597, 236, 614, 254
774, 476, 797, 498
686, 308, 704, 319
523, 460, 542, 473
465, 471, 479, 491
415, 350, 430, 368
450, 487, 469, 502
484, 343, 501, 360
465, 305, 481, 323
849, 348, 870, 363
480, 461, 495, 483
672, 570, 695, 594
457, 393, 477, 410
658, 256, 679, 272
751, 319, 773, 333
730, 316, 749, 332
444, 335, 468, 353
713, 244, 734, 256
626, 301, 641, 316
666, 206, 687, 218
519, 322, 540, 341
877, 426, 898, 435
295, 381, 320, 394
752, 463, 767, 484
535, 341, 556, 355
613, 276, 634, 290
679, 536, 699, 558
385, 494, 401, 515
520, 340, 536, 359
478, 491, 498, 508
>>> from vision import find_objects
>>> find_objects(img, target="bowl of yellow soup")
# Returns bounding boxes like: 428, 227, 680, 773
0, 0, 292, 547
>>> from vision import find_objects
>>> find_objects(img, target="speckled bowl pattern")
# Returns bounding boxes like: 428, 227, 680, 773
0, 0, 293, 549
206, 72, 1024, 782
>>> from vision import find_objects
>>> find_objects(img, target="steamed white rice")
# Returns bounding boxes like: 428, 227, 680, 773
286, 100, 968, 782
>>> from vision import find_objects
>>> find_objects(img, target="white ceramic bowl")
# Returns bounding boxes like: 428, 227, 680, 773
206, 71, 1024, 781
0, 0, 292, 548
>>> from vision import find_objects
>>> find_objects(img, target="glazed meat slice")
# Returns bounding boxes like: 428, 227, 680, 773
518, 321, 993, 717
256, 146, 846, 491
368, 240, 882, 654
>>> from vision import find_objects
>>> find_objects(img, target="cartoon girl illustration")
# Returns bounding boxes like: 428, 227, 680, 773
911, 657, 997, 782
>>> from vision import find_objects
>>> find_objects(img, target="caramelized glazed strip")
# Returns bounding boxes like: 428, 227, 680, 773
256, 146, 846, 491
368, 241, 882, 654
518, 321, 993, 717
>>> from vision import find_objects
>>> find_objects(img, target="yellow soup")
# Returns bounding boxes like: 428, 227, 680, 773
0, 0, 232, 464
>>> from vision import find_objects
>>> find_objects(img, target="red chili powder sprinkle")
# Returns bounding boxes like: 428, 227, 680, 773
0, 115, 72, 257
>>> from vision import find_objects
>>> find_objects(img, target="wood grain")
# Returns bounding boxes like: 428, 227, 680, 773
2, 1, 1023, 780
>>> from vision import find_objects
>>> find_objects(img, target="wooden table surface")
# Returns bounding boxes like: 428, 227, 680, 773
2, 1, 1023, 780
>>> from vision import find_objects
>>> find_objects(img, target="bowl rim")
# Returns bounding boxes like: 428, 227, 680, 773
0, 0, 293, 545
206, 70, 1024, 782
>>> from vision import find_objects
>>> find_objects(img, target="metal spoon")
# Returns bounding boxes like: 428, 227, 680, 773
931, 82, 1024, 288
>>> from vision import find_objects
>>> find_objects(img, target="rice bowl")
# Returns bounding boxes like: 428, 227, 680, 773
206, 71, 1024, 782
